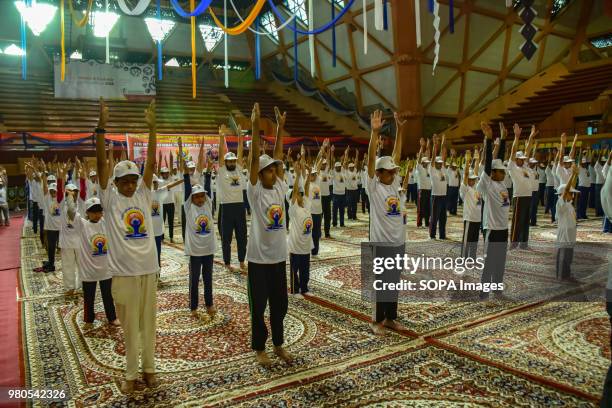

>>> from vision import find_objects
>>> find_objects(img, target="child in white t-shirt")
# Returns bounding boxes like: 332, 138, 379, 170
33, 166, 61, 273
74, 197, 119, 328
555, 165, 579, 280
151, 174, 183, 268
288, 161, 313, 297
459, 150, 482, 259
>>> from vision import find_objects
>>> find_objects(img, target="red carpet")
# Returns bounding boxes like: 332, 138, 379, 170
0, 214, 24, 393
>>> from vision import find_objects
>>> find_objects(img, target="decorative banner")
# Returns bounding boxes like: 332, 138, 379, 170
60, 0, 65, 81
267, 0, 356, 35
67, 0, 94, 27
293, 18, 298, 81
414, 0, 421, 47
224, 0, 229, 88
449, 0, 454, 33
208, 0, 267, 35
53, 57, 156, 100
229, 0, 297, 38
20, 0, 29, 80
363, 0, 368, 54
374, 0, 383, 30
332, 0, 336, 66
518, 0, 538, 60
255, 16, 261, 80
105, 0, 110, 64
117, 0, 152, 15
129, 135, 220, 165
383, 0, 388, 30
308, 0, 315, 76
170, 0, 213, 18
190, 0, 197, 98
432, 0, 440, 74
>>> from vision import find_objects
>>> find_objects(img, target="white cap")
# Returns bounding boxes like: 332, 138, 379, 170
242, 168, 248, 174
48, 183, 57, 191
348, 163, 355, 168
421, 157, 430, 163
322, 159, 327, 164
289, 167, 294, 171
557, 184, 580, 195
85, 197, 102, 211
503, 160, 508, 166
89, 170, 97, 177
65, 183, 78, 191
515, 151, 527, 160
47, 175, 56, 182
581, 157, 589, 163
563, 156, 573, 163
258, 154, 282, 171
375, 156, 400, 171
160, 167, 170, 173
310, 169, 318, 174
152, 174, 160, 183
113, 160, 140, 179
468, 171, 478, 179
435, 156, 444, 163
224, 152, 237, 161
334, 161, 342, 167
529, 158, 538, 164
602, 157, 608, 162
492, 159, 506, 170
191, 184, 206, 195
186, 161, 197, 169
450, 161, 457, 167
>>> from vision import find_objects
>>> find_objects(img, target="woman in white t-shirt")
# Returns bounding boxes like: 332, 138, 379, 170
555, 165, 579, 280
288, 161, 314, 297
459, 150, 482, 259
74, 197, 119, 328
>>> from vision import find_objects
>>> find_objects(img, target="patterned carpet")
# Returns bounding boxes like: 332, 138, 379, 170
18, 203, 612, 407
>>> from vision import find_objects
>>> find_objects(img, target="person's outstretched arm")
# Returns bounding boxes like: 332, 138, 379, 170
142, 101, 157, 189
481, 123, 493, 176
218, 125, 227, 168
273, 106, 286, 180
237, 125, 244, 165
569, 133, 578, 160
392, 112, 405, 164
509, 123, 521, 164
95, 98, 110, 190
249, 103, 260, 185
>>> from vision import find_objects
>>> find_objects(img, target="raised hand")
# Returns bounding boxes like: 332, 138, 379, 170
419, 137, 426, 148
480, 122, 492, 138
274, 106, 286, 128
145, 100, 156, 130
560, 132, 567, 146
251, 102, 260, 124
394, 112, 407, 129
98, 98, 109, 128
370, 110, 386, 132
529, 125, 538, 139
513, 123, 522, 139
219, 124, 229, 136
499, 122, 506, 138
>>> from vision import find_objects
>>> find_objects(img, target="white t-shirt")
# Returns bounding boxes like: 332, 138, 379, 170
74, 216, 111, 282
99, 182, 160, 277
31, 180, 42, 203
594, 162, 606, 184
556, 198, 576, 246
551, 164, 561, 188
42, 193, 62, 231
430, 167, 448, 196
151, 189, 165, 237
460, 183, 482, 222
578, 166, 592, 188
346, 169, 359, 190
556, 165, 572, 186
537, 167, 546, 185
158, 177, 175, 204
507, 161, 533, 197
0, 187, 6, 205
367, 174, 405, 244
86, 179, 99, 200
319, 170, 331, 196
183, 193, 216, 256
503, 172, 513, 188
415, 164, 432, 190
545, 166, 555, 187
309, 180, 323, 215
246, 179, 289, 264
287, 199, 314, 255
218, 164, 244, 204
59, 199, 80, 249
332, 169, 346, 194
446, 168, 460, 187
476, 172, 510, 231
528, 167, 539, 192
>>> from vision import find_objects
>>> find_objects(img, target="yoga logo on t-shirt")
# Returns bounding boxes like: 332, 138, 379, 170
151, 202, 160, 217
265, 204, 284, 231
312, 186, 320, 200
195, 214, 211, 235
122, 207, 148, 239
385, 196, 401, 216
303, 217, 313, 235
230, 176, 241, 186
500, 191, 510, 207
52, 203, 60, 216
91, 234, 108, 256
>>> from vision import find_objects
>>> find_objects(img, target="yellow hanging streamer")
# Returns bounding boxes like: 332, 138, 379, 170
60, 0, 65, 81
209, 0, 267, 35
191, 0, 196, 99
67, 0, 94, 27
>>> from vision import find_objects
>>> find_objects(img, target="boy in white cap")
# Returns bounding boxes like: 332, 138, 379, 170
157, 160, 176, 243
319, 155, 332, 238
415, 139, 432, 228
429, 134, 448, 240
181, 160, 198, 239
33, 162, 62, 273
95, 98, 160, 393
86, 169, 99, 200
576, 151, 592, 220
246, 103, 293, 366
331, 145, 348, 228
555, 164, 579, 280
366, 111, 407, 335
593, 149, 608, 217
345, 151, 360, 221
308, 140, 328, 255
151, 173, 183, 268
555, 133, 578, 185
288, 159, 313, 297
459, 149, 481, 259
528, 155, 540, 227
74, 197, 120, 328
217, 124, 248, 273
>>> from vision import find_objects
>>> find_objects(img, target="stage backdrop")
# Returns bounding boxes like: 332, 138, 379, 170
54, 57, 156, 100
128, 134, 222, 167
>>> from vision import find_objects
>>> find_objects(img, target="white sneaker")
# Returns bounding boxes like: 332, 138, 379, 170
294, 294, 304, 299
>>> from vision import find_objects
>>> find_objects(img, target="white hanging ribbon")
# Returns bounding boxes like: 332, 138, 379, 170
224, 0, 229, 88
432, 0, 440, 75
116, 0, 152, 15
374, 0, 384, 30
505, 0, 512, 7
363, 0, 368, 54
414, 0, 421, 47
308, 0, 315, 76
105, 0, 110, 64
229, 0, 297, 38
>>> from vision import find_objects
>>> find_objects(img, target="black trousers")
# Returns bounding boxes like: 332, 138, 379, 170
447, 186, 459, 215
243, 190, 251, 214
46, 230, 59, 267
539, 183, 546, 206
417, 189, 431, 227
373, 244, 404, 323
162, 203, 175, 240
577, 186, 590, 219
429, 195, 447, 239
481, 229, 508, 289
189, 255, 214, 310
408, 184, 418, 203
361, 189, 370, 213
155, 234, 164, 268
32, 201, 39, 234
290, 253, 310, 294
555, 247, 574, 279
332, 193, 346, 227
322, 195, 332, 236
461, 220, 481, 259
529, 190, 539, 226
510, 196, 531, 247
545, 186, 557, 221
595, 184, 604, 216
181, 207, 186, 240
311, 213, 322, 255
218, 202, 247, 265
247, 261, 288, 351
346, 189, 358, 219
82, 278, 116, 323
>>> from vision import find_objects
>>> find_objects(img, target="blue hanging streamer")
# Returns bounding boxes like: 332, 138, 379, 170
293, 19, 298, 82
428, 0, 434, 13
268, 0, 355, 35
156, 0, 163, 80
170, 0, 214, 18
331, 0, 336, 67
255, 16, 261, 80
383, 0, 388, 31
20, 0, 31, 80
449, 0, 454, 33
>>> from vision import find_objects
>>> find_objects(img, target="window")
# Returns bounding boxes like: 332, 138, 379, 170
285, 0, 308, 26
330, 0, 345, 8
198, 24, 224, 52
260, 11, 279, 43
590, 33, 612, 49
550, 0, 569, 18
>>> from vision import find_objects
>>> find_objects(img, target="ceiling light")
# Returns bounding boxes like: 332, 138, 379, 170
14, 1, 57, 36
144, 17, 176, 42
90, 11, 119, 38
198, 24, 224, 52
4, 44, 25, 56
165, 57, 180, 67
70, 50, 82, 60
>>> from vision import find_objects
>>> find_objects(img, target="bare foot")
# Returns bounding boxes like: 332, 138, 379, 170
240, 262, 247, 273
110, 319, 121, 327
83, 322, 94, 330
120, 380, 135, 394
255, 351, 272, 366
274, 346, 294, 363
382, 319, 407, 331
191, 310, 199, 319
369, 322, 386, 335
143, 373, 159, 388
225, 264, 238, 273
206, 306, 217, 318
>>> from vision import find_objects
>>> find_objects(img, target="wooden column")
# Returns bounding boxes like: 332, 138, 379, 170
391, 0, 423, 156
